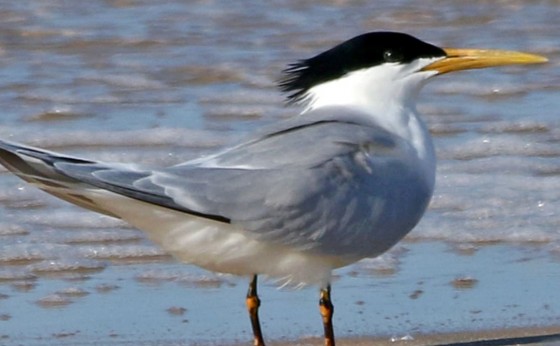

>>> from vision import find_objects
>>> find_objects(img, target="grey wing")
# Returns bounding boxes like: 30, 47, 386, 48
1, 108, 407, 253
0, 140, 210, 220
56, 108, 405, 252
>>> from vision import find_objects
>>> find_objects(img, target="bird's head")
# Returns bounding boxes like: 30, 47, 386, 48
279, 32, 547, 113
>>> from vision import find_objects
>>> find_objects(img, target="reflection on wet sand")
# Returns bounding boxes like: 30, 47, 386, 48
0, 0, 558, 344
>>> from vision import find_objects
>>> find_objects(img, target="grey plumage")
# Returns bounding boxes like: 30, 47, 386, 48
0, 107, 431, 261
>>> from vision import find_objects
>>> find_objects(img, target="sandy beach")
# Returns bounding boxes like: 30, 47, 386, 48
0, 1, 559, 345
264, 327, 560, 346
34, 326, 560, 345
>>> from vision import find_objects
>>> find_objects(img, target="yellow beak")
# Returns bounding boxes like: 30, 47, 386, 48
422, 48, 548, 74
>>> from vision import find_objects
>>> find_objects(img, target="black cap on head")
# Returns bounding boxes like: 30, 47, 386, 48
279, 32, 446, 103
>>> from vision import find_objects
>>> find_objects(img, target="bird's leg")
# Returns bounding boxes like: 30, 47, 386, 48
246, 274, 265, 346
319, 285, 335, 346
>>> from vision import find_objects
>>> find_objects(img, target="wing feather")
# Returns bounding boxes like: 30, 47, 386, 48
1, 107, 422, 256
62, 110, 402, 252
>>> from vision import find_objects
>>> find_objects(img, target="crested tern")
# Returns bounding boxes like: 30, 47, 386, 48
0, 32, 547, 346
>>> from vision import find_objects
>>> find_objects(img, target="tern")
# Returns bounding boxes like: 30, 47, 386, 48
0, 32, 546, 345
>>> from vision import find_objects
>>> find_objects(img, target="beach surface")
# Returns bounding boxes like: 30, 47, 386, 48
0, 1, 559, 345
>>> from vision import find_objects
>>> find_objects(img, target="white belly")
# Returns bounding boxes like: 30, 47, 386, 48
88, 189, 345, 286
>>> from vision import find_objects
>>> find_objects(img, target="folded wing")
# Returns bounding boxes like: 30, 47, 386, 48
0, 108, 413, 255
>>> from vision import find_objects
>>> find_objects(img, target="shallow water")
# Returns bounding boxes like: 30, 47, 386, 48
0, 1, 559, 345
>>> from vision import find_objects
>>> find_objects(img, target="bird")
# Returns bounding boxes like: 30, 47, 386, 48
0, 32, 546, 346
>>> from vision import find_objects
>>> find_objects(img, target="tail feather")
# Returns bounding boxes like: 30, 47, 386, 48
0, 140, 92, 182
0, 139, 120, 218
0, 139, 230, 223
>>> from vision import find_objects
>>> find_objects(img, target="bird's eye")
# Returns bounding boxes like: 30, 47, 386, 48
383, 50, 401, 63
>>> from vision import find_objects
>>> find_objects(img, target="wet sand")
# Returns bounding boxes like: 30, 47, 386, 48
2, 242, 559, 345
40, 326, 560, 345
1, 1, 559, 345
266, 326, 560, 346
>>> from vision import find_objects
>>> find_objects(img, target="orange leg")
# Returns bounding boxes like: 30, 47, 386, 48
319, 285, 335, 346
246, 275, 265, 346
